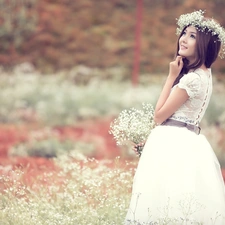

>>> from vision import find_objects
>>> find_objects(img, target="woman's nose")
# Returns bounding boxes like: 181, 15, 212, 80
182, 35, 188, 42
181, 35, 187, 43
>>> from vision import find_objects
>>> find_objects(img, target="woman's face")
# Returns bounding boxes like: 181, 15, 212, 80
178, 26, 197, 63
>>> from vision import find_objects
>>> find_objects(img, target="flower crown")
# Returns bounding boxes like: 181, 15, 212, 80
176, 10, 225, 58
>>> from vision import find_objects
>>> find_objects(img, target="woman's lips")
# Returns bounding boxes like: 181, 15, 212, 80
180, 45, 187, 50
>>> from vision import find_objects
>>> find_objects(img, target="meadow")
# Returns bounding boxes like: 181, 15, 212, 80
0, 65, 225, 224
0, 153, 137, 225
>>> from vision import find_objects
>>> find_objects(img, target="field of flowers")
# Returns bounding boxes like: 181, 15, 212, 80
0, 153, 138, 225
0, 66, 225, 224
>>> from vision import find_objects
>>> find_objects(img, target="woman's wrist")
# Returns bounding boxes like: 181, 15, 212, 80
167, 74, 178, 81
164, 75, 176, 88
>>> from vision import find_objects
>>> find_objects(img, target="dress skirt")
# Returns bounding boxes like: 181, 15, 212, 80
125, 125, 225, 225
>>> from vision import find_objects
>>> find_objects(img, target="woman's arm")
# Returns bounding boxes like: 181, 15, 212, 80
154, 56, 189, 124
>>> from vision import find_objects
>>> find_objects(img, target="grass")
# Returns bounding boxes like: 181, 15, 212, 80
0, 153, 137, 225
0, 71, 161, 125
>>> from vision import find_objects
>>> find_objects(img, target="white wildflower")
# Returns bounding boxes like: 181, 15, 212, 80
109, 103, 155, 156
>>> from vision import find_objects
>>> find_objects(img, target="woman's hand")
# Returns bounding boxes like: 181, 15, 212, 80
132, 142, 145, 157
169, 56, 184, 78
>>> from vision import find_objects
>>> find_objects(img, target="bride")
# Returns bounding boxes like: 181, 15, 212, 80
124, 10, 225, 225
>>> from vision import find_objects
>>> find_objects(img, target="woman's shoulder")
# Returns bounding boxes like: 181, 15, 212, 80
192, 68, 212, 77
180, 71, 201, 83
184, 68, 211, 80
178, 70, 202, 98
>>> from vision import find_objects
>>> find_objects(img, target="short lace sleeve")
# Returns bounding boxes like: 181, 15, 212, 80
178, 73, 201, 98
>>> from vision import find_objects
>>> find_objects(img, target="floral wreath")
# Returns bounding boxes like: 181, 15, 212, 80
176, 10, 225, 58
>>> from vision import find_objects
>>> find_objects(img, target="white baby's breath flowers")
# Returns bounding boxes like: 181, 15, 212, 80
109, 103, 155, 156
176, 10, 225, 58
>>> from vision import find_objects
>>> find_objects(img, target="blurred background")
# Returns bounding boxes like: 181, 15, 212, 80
0, 0, 225, 166
1, 0, 225, 74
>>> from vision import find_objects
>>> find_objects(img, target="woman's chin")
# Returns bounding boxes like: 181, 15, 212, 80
178, 52, 186, 57
178, 54, 186, 59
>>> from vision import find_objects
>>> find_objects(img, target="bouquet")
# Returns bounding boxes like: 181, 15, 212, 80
109, 103, 155, 156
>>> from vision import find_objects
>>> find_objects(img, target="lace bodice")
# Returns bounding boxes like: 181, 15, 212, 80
170, 68, 212, 126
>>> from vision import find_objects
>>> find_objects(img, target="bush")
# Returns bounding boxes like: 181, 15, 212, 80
9, 138, 95, 158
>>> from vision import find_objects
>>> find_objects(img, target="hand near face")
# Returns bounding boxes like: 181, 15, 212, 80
169, 56, 184, 78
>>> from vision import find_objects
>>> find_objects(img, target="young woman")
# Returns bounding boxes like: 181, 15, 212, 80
125, 10, 225, 225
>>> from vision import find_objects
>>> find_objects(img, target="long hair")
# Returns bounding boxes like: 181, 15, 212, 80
173, 24, 221, 86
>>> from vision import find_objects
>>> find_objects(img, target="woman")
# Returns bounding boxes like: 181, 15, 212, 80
125, 10, 225, 225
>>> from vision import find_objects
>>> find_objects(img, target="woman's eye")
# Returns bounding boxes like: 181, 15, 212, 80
190, 34, 196, 39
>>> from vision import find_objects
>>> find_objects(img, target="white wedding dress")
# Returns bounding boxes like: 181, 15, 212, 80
125, 68, 225, 225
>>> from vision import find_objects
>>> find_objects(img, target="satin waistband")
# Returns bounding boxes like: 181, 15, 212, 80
161, 119, 201, 135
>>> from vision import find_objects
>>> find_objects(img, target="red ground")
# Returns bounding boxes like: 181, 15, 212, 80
0, 119, 120, 179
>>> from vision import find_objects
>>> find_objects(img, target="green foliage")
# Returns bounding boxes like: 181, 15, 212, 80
204, 94, 225, 125
0, 0, 37, 49
10, 138, 95, 158
0, 71, 161, 126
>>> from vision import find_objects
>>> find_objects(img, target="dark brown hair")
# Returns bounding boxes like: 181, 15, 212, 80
173, 24, 221, 86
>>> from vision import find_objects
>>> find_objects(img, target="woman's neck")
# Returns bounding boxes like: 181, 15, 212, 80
189, 64, 208, 73
199, 64, 208, 71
